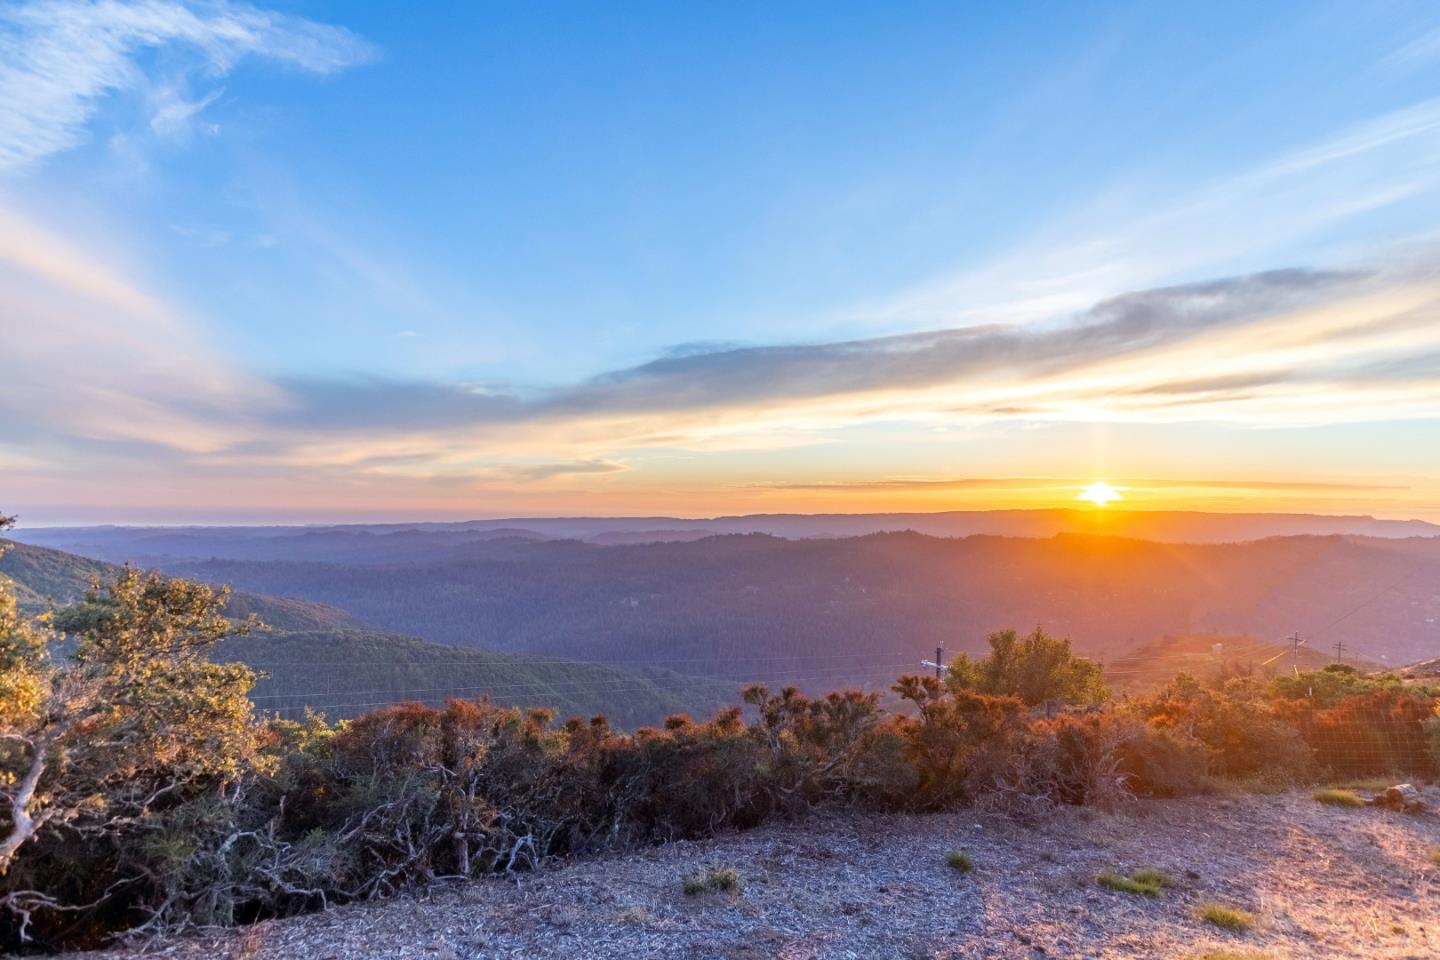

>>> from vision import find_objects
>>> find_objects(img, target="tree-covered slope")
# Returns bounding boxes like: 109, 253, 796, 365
0, 537, 360, 630
0, 539, 730, 727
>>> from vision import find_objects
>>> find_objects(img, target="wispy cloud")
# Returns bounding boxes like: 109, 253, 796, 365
6, 219, 1439, 480
503, 459, 628, 481
203, 262, 1439, 478
0, 1, 373, 454
756, 477, 1405, 493
0, 0, 376, 173
551, 270, 1357, 418
1380, 26, 1440, 72
0, 204, 279, 450
146, 84, 223, 139
838, 98, 1440, 338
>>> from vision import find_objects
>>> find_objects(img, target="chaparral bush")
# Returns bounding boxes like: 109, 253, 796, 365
1136, 675, 1310, 782
1298, 688, 1438, 777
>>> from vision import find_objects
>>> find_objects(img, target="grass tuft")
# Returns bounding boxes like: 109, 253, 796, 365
1312, 788, 1365, 808
1129, 867, 1171, 888
1334, 777, 1395, 791
1196, 901, 1256, 932
682, 866, 741, 896
944, 849, 974, 874
1428, 848, 1440, 866
1097, 867, 1170, 896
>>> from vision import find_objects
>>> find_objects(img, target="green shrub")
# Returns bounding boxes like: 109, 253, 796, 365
1097, 868, 1169, 895
944, 850, 974, 873
1270, 666, 1440, 709
1197, 902, 1256, 931
946, 627, 1109, 706
1129, 867, 1171, 888
1312, 788, 1365, 808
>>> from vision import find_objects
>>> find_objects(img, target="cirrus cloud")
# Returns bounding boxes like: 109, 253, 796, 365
0, 0, 376, 173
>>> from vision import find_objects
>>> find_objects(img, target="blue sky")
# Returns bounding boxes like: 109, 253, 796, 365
3, 0, 1440, 522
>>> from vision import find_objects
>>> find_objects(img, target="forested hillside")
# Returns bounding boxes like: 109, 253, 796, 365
0, 540, 730, 725
136, 532, 1440, 674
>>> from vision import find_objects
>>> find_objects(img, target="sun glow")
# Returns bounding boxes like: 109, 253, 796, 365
1077, 480, 1123, 506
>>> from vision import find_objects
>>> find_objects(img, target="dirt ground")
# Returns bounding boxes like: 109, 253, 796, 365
67, 788, 1440, 960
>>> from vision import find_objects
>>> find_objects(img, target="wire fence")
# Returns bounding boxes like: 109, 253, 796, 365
239, 641, 1437, 724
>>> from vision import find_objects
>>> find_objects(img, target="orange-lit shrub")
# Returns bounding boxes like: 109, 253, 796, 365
1137, 675, 1309, 781
1301, 689, 1438, 777
891, 675, 1032, 807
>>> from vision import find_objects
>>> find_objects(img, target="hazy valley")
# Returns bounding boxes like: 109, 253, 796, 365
6, 510, 1437, 724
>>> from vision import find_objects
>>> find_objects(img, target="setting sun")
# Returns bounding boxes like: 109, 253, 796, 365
1078, 481, 1123, 506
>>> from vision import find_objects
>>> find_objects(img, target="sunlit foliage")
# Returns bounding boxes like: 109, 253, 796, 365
945, 628, 1109, 707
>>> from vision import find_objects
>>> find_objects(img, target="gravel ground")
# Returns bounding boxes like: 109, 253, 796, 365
65, 788, 1440, 960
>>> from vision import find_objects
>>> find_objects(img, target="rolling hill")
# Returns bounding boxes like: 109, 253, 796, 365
1102, 632, 1381, 693
0, 536, 362, 629
0, 539, 731, 726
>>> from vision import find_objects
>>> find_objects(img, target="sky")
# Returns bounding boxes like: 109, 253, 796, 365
2, 0, 1440, 525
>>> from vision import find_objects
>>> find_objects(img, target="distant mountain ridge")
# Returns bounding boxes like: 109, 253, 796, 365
15, 508, 1438, 566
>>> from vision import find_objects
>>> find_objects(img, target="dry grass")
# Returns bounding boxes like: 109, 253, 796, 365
1232, 775, 1290, 795
1312, 788, 1365, 808
1197, 901, 1256, 932
1335, 777, 1398, 791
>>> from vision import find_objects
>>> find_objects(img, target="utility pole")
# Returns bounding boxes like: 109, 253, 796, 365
1333, 639, 1345, 665
1289, 631, 1305, 674
921, 645, 945, 680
